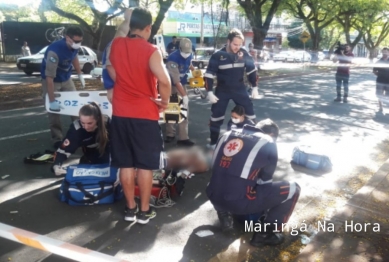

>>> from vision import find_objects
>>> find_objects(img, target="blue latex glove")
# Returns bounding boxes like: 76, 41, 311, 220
49, 101, 61, 112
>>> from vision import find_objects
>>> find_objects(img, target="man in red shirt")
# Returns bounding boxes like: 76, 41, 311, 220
109, 7, 171, 224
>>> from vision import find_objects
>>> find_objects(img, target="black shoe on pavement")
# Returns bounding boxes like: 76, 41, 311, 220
136, 208, 156, 224
177, 139, 195, 147
124, 205, 138, 222
343, 97, 348, 103
164, 136, 175, 143
334, 97, 341, 102
250, 231, 285, 247
217, 211, 234, 231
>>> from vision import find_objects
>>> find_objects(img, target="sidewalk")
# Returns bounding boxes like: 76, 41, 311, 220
294, 158, 389, 262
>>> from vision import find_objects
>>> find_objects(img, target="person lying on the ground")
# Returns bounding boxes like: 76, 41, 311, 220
52, 102, 110, 176
227, 105, 255, 131
206, 119, 301, 247
164, 146, 210, 177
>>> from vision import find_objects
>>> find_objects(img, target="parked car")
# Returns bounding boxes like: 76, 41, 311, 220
192, 47, 215, 69
16, 45, 98, 76
287, 51, 311, 62
322, 50, 330, 59
273, 51, 294, 62
317, 51, 325, 61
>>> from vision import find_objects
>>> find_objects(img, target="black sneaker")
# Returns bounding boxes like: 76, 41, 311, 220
217, 211, 234, 231
136, 208, 156, 224
334, 97, 341, 102
164, 136, 175, 143
124, 205, 138, 222
250, 231, 285, 247
177, 139, 195, 147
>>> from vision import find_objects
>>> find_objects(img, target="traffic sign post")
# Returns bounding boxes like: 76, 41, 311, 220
299, 31, 310, 69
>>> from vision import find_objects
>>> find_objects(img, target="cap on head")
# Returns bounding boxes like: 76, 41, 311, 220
179, 38, 192, 53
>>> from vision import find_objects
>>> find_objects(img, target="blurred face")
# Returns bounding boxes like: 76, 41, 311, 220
231, 112, 245, 123
172, 38, 177, 43
345, 45, 351, 52
228, 37, 243, 54
80, 115, 98, 132
249, 44, 253, 50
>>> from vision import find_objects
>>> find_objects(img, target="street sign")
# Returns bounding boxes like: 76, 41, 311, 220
300, 31, 310, 43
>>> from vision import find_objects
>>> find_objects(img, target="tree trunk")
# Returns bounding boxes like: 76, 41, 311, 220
149, 0, 174, 42
91, 21, 106, 53
252, 27, 267, 50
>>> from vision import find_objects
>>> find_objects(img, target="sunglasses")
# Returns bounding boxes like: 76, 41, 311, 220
71, 38, 82, 44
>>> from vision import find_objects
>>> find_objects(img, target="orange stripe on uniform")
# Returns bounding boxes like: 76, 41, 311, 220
280, 191, 289, 195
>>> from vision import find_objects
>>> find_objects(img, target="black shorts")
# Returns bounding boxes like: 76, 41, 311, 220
110, 116, 166, 170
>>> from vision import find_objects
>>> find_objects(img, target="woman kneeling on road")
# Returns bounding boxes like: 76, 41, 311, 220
52, 102, 110, 175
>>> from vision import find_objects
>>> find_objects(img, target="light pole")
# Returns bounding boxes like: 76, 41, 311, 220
200, 2, 204, 47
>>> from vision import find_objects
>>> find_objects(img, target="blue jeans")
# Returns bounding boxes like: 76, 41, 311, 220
335, 73, 349, 97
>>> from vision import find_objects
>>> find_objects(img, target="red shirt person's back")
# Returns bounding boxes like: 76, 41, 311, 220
110, 37, 159, 120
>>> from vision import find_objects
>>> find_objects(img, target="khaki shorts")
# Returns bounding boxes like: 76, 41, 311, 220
41, 78, 76, 100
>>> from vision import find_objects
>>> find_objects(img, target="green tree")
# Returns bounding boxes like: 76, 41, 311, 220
42, 0, 175, 49
0, 3, 40, 22
319, 24, 342, 51
333, 0, 364, 48
286, 20, 313, 49
237, 0, 283, 50
42, 0, 125, 50
285, 0, 336, 51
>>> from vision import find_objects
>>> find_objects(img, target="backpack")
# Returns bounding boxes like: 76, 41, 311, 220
59, 164, 123, 206
291, 146, 332, 171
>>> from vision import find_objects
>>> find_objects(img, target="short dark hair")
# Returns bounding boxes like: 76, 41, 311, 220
130, 7, 152, 31
231, 105, 245, 116
383, 47, 389, 51
66, 26, 83, 38
255, 118, 279, 140
172, 36, 177, 39
227, 28, 244, 42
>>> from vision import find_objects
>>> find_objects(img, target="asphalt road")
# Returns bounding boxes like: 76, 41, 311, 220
1, 68, 389, 262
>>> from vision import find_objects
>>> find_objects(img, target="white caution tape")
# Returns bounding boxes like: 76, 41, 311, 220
0, 222, 130, 262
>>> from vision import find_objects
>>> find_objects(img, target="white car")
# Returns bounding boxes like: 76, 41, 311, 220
287, 51, 311, 62
273, 51, 294, 62
16, 45, 98, 75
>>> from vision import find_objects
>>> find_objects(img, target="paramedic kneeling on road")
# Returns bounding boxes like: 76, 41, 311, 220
52, 103, 110, 176
206, 119, 301, 246
204, 28, 259, 148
